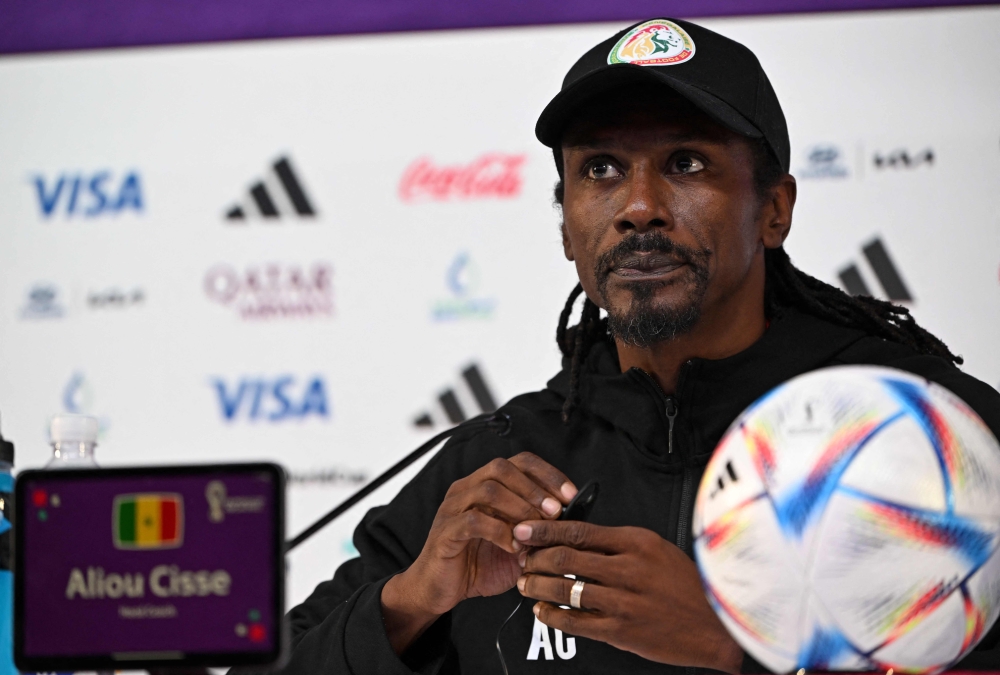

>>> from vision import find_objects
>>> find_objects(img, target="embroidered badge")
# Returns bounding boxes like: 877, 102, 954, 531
608, 20, 696, 67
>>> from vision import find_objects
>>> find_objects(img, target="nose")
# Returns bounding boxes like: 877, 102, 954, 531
614, 164, 672, 235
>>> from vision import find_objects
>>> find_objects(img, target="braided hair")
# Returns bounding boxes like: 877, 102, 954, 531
553, 139, 962, 423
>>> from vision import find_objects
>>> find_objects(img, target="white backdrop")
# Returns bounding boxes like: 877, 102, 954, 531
1, 6, 998, 607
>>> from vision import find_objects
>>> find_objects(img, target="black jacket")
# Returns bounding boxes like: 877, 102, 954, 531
279, 310, 1000, 674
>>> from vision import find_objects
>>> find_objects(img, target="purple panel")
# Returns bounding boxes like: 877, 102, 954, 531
0, 0, 995, 55
21, 472, 277, 658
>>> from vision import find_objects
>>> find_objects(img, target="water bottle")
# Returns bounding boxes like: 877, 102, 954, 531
0, 416, 16, 675
46, 414, 99, 468
44, 414, 107, 675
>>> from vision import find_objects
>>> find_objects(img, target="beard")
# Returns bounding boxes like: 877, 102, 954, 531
594, 232, 710, 348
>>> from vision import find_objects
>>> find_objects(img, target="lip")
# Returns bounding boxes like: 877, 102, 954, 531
610, 253, 687, 279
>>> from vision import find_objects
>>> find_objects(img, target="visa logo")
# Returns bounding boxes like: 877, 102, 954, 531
32, 170, 144, 218
212, 375, 330, 421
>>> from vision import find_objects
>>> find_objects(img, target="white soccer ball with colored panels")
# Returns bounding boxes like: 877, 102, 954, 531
693, 366, 1000, 673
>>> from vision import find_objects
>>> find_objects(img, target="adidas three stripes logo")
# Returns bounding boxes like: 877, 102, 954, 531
225, 156, 316, 221
838, 237, 913, 302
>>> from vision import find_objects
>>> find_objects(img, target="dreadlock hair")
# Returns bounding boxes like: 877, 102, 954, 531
556, 283, 606, 423
553, 138, 962, 424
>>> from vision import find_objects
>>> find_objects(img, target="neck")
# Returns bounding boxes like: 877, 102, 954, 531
616, 289, 767, 395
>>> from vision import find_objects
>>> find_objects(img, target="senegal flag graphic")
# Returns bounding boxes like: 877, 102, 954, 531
113, 493, 184, 550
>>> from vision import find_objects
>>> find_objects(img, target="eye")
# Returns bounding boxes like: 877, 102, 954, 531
671, 154, 705, 174
586, 159, 623, 180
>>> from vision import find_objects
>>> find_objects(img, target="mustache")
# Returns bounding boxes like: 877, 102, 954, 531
594, 232, 709, 280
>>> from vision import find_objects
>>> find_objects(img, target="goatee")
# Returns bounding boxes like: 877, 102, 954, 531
595, 232, 710, 348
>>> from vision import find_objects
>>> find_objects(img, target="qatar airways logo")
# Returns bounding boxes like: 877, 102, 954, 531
398, 153, 527, 202
204, 262, 333, 320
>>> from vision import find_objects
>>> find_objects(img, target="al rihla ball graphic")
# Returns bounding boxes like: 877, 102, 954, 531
693, 366, 1000, 673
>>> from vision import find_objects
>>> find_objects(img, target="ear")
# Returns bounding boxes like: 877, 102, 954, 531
761, 174, 796, 249
561, 221, 576, 261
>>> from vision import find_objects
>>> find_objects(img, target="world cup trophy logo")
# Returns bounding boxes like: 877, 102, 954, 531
206, 480, 227, 523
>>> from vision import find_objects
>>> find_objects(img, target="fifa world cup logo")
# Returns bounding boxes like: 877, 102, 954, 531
206, 480, 227, 523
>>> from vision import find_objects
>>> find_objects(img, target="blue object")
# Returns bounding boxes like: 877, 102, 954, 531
0, 466, 16, 675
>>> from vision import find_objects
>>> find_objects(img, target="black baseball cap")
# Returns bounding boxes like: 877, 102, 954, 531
535, 18, 790, 173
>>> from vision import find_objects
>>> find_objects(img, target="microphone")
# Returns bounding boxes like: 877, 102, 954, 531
284, 411, 512, 552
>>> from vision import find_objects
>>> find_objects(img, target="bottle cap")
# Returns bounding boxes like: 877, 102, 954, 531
50, 414, 99, 444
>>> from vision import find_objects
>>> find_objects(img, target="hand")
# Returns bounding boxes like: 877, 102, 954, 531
513, 520, 743, 674
381, 453, 577, 654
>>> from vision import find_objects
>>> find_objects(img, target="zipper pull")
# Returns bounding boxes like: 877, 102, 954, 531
665, 396, 678, 454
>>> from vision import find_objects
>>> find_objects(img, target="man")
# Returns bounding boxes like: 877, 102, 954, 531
279, 18, 1000, 674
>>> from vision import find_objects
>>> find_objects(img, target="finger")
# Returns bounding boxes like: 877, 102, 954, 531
518, 574, 614, 614
469, 457, 564, 518
523, 546, 615, 585
458, 479, 546, 525
442, 509, 520, 554
513, 520, 630, 554
533, 602, 610, 643
507, 452, 577, 503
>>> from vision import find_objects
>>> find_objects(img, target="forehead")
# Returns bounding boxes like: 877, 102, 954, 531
560, 86, 742, 151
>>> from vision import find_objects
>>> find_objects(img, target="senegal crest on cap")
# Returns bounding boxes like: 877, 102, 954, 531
608, 20, 695, 67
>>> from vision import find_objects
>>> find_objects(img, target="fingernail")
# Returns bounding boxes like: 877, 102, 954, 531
514, 524, 532, 541
512, 539, 522, 551
541, 498, 561, 516
561, 482, 578, 501
517, 576, 526, 593
532, 603, 540, 616
518, 550, 527, 567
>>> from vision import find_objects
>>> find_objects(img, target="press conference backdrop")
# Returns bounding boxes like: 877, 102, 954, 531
1, 5, 999, 607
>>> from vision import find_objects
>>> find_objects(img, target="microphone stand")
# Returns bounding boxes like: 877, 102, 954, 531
284, 412, 511, 553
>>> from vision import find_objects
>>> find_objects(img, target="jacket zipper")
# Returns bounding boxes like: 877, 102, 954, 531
675, 467, 695, 555
632, 367, 696, 554
674, 360, 696, 556
665, 396, 678, 454
632, 368, 679, 455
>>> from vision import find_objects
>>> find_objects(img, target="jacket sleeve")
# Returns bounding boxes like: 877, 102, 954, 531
284, 577, 453, 674
277, 518, 453, 675
260, 424, 516, 675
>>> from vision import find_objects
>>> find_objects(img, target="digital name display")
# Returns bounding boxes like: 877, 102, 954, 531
16, 465, 283, 669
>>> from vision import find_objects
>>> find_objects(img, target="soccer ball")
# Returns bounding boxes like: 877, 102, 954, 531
693, 366, 1000, 673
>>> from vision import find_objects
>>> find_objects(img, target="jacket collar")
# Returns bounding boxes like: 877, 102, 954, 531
546, 309, 870, 466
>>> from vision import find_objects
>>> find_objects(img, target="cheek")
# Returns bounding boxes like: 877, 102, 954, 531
563, 201, 613, 303
674, 187, 759, 275
669, 189, 723, 258
563, 218, 597, 276
565, 218, 601, 259
733, 197, 766, 264
563, 189, 611, 256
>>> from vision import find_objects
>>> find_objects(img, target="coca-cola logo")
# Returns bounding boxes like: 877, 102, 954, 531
398, 153, 527, 202
204, 262, 333, 320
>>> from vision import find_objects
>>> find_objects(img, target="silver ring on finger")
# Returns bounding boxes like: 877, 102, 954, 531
569, 579, 586, 609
